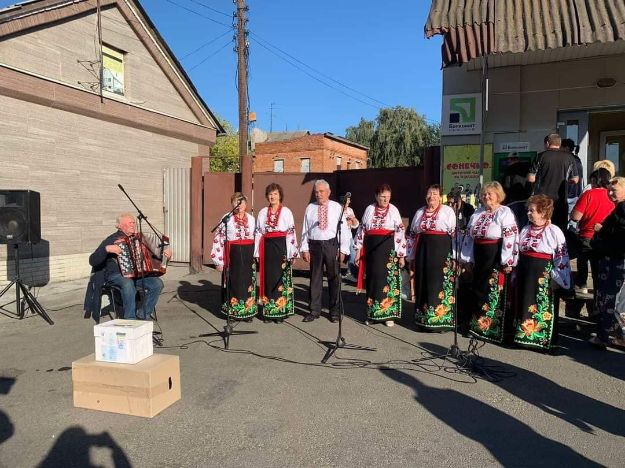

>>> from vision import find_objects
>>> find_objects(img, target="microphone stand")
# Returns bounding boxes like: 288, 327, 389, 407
321, 196, 371, 363
206, 200, 249, 350
118, 184, 165, 345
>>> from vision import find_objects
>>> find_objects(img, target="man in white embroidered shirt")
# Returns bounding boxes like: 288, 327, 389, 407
300, 179, 352, 322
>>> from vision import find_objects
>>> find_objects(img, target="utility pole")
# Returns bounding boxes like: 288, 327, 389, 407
236, 0, 252, 202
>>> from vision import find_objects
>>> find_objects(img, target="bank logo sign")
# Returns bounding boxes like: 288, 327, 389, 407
442, 93, 482, 135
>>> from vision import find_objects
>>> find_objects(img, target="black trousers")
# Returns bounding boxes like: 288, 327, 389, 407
308, 239, 340, 317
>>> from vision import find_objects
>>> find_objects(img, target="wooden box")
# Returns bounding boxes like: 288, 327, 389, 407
72, 353, 181, 418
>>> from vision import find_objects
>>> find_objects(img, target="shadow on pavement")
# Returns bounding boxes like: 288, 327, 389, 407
37, 427, 131, 468
0, 376, 16, 447
421, 342, 625, 438
381, 368, 602, 467
175, 279, 223, 321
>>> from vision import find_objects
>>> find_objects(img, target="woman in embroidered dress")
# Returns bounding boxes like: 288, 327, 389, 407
513, 195, 570, 351
354, 184, 406, 326
407, 184, 457, 331
461, 181, 519, 344
254, 183, 298, 323
589, 177, 625, 349
211, 192, 257, 320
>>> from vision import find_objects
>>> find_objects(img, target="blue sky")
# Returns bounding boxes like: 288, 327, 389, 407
1, 0, 443, 135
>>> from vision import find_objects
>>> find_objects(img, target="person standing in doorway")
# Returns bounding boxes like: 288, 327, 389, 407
528, 133, 579, 230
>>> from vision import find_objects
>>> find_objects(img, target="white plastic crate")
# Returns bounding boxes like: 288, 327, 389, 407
94, 319, 154, 364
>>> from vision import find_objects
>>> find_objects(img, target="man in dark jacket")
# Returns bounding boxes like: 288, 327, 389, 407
528, 133, 579, 230
83, 214, 171, 320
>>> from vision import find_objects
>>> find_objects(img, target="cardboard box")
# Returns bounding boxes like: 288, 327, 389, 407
94, 319, 153, 364
72, 353, 181, 418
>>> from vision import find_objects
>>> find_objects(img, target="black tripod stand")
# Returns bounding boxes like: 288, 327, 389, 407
321, 195, 369, 363
0, 243, 53, 324
118, 184, 169, 345
413, 187, 477, 366
205, 200, 256, 349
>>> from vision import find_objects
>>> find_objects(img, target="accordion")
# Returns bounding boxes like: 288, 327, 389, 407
115, 233, 169, 278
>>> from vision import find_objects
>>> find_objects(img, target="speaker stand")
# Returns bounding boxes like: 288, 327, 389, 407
0, 244, 53, 325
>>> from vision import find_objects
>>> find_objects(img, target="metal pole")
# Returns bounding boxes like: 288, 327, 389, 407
236, 0, 252, 203
478, 56, 489, 191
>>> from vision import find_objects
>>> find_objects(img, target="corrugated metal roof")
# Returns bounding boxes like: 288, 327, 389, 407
425, 0, 625, 67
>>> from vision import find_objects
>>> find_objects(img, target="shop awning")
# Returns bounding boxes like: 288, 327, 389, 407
425, 0, 625, 67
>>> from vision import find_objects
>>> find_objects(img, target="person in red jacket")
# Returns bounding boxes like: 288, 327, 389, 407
570, 168, 615, 297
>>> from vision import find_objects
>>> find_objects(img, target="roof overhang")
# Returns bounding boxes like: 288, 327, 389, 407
0, 0, 225, 134
425, 0, 625, 68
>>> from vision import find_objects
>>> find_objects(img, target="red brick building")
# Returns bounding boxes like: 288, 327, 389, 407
253, 132, 368, 173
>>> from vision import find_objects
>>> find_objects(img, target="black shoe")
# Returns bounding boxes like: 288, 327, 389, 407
329, 315, 339, 323
263, 318, 272, 323
243, 317, 253, 323
303, 314, 317, 322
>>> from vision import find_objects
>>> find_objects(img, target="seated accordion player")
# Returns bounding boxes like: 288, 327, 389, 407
114, 232, 170, 278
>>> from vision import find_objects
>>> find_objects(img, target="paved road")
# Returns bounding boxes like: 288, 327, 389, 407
0, 265, 623, 467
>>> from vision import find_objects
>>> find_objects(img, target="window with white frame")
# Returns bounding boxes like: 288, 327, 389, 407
274, 159, 284, 173
336, 156, 342, 167
102, 44, 125, 95
300, 158, 310, 173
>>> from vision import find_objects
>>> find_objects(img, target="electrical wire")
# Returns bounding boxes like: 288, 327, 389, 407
250, 36, 381, 110
159, 294, 515, 383
188, 38, 234, 71
185, 0, 232, 18
181, 28, 234, 59
163, 0, 232, 28
250, 31, 391, 109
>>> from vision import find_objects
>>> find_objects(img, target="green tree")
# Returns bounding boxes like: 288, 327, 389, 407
345, 117, 375, 149
345, 106, 440, 168
210, 117, 240, 172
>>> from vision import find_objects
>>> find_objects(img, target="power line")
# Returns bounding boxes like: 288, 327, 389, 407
163, 1, 440, 124
185, 0, 232, 18
163, 0, 231, 28
181, 28, 234, 59
188, 38, 234, 71
250, 31, 391, 109
250, 37, 382, 110
249, 33, 439, 124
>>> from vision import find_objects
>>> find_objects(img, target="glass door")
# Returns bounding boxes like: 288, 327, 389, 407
601, 131, 625, 175
557, 111, 589, 180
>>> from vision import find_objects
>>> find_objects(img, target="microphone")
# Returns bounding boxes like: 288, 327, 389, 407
340, 192, 352, 204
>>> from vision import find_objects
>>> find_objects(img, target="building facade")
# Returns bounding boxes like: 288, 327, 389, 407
253, 132, 368, 173
426, 1, 625, 189
0, 0, 222, 285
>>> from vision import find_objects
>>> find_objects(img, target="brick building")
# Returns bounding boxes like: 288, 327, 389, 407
253, 131, 368, 173
0, 0, 222, 285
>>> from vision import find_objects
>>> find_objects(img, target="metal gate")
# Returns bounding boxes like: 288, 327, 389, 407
164, 167, 191, 262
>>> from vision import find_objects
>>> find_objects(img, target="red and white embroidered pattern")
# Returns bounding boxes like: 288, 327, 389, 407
318, 204, 328, 231
471, 211, 496, 238
419, 205, 441, 231
265, 205, 282, 232
371, 204, 390, 229
234, 213, 251, 239
520, 224, 546, 252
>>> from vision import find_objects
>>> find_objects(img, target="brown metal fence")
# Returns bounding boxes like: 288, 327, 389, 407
194, 146, 440, 269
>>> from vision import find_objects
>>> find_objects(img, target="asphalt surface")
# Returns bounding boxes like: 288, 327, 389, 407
0, 265, 624, 467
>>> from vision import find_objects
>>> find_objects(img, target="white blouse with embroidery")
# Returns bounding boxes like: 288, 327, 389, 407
461, 205, 519, 267
300, 201, 352, 256
518, 223, 571, 289
253, 205, 299, 260
210, 212, 256, 267
353, 203, 406, 257
406, 204, 457, 261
